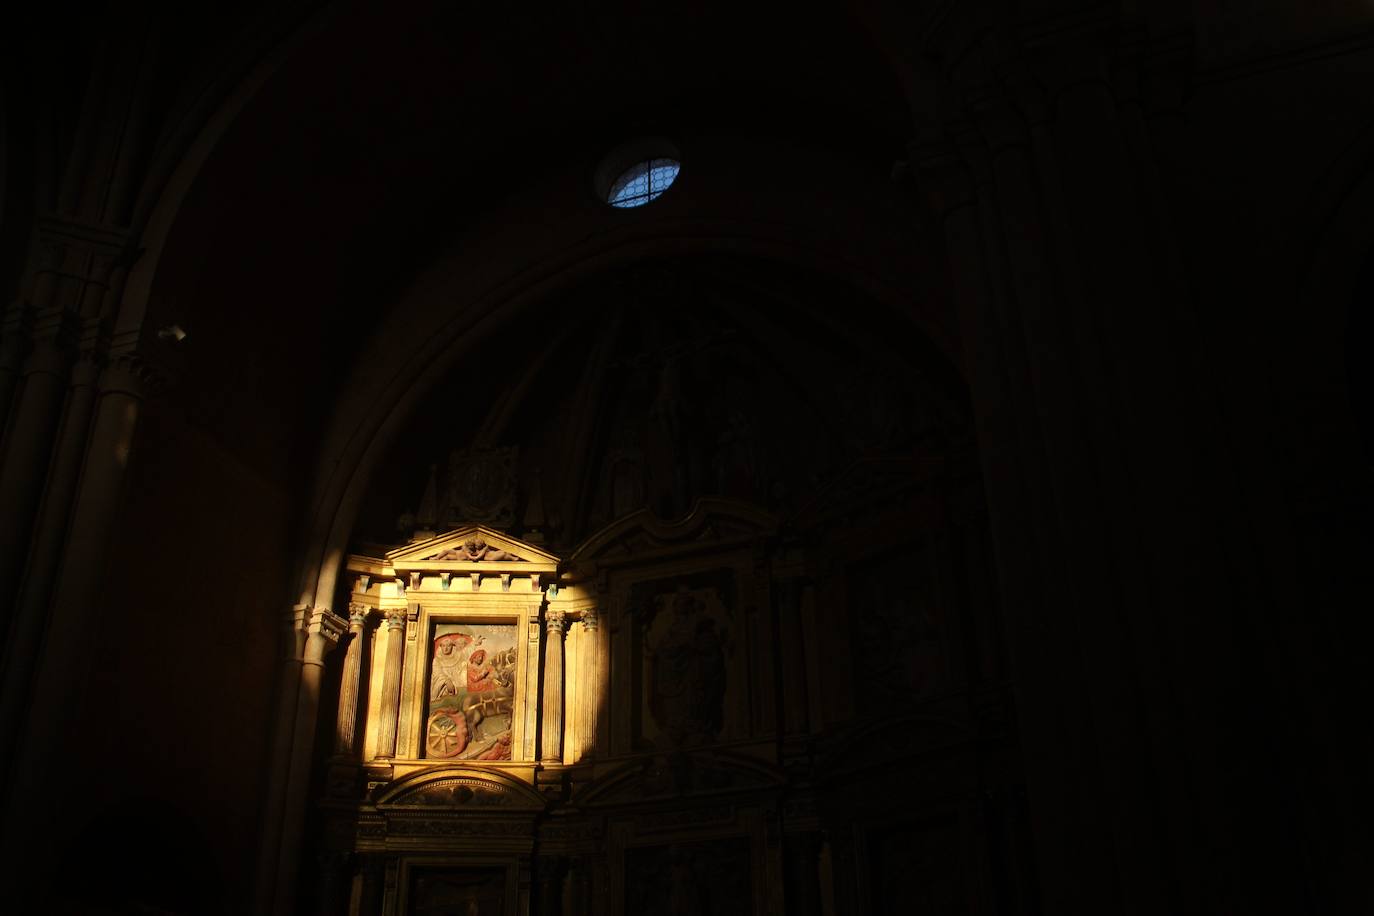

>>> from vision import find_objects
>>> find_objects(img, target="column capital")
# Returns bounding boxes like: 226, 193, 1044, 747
347, 603, 369, 628
97, 353, 165, 400
545, 608, 567, 635
308, 607, 349, 644
581, 607, 599, 631
284, 604, 309, 631
384, 607, 406, 629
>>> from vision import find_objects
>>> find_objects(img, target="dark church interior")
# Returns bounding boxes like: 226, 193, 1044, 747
2, 1, 1372, 913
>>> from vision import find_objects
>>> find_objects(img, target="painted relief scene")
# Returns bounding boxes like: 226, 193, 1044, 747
426, 623, 517, 760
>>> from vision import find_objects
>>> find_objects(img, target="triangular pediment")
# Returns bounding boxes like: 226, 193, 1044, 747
387, 526, 560, 569
568, 497, 777, 570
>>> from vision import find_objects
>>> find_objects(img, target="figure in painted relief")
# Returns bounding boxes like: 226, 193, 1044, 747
431, 632, 474, 700
645, 587, 728, 747
466, 649, 495, 693
426, 623, 517, 760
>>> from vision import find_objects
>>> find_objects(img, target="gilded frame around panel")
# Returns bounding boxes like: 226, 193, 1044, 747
401, 595, 538, 764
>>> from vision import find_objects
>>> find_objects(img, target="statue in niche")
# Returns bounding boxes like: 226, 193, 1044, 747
644, 586, 728, 748
427, 536, 520, 563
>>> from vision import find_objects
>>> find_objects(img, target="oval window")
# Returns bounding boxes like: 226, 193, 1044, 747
606, 158, 680, 208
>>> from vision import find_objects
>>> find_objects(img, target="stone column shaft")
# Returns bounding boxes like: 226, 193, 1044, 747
0, 355, 99, 774
375, 608, 407, 759
0, 356, 148, 886
274, 606, 346, 915
0, 339, 74, 609
914, 124, 1116, 914
253, 606, 309, 916
541, 609, 566, 762
333, 604, 370, 757
578, 609, 601, 761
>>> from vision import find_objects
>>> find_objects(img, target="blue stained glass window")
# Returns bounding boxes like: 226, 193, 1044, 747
607, 158, 680, 208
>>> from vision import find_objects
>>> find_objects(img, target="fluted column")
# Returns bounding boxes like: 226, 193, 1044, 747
274, 606, 347, 915
375, 607, 407, 759
577, 608, 600, 761
541, 608, 566, 763
333, 603, 371, 758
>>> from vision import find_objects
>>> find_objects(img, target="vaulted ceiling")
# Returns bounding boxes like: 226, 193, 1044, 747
121, 1, 940, 531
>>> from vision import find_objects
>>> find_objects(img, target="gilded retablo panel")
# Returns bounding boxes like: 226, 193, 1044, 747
426, 623, 518, 760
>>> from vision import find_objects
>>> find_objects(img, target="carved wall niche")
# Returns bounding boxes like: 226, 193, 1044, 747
604, 805, 778, 916
563, 498, 779, 760
395, 858, 517, 916
628, 568, 741, 752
